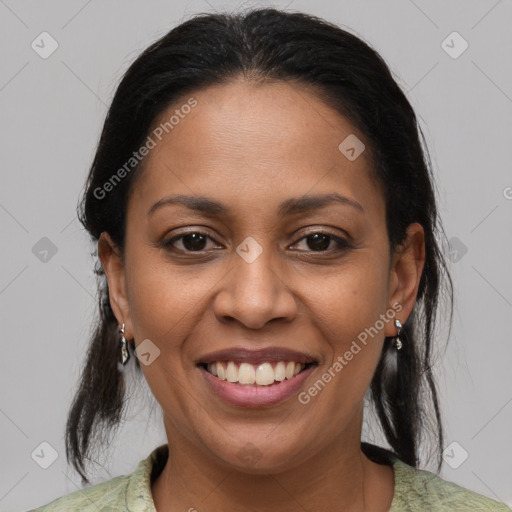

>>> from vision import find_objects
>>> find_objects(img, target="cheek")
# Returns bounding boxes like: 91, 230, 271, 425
124, 241, 230, 351
305, 254, 390, 404
127, 265, 208, 341
314, 254, 390, 341
123, 250, 213, 408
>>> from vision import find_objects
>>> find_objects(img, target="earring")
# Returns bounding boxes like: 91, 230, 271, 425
393, 319, 403, 350
119, 323, 130, 365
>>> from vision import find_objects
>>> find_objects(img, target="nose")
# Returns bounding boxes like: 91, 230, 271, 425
212, 241, 297, 330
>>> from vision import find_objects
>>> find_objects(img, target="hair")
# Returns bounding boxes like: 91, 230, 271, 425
67, 7, 453, 484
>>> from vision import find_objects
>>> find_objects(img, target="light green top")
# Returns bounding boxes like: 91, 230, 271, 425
30, 443, 511, 511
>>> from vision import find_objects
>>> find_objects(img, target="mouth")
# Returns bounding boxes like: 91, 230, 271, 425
195, 347, 319, 407
197, 360, 318, 386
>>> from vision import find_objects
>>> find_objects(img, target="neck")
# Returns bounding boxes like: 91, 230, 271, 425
151, 418, 393, 511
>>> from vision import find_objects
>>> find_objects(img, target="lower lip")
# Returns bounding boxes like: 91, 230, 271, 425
198, 364, 316, 408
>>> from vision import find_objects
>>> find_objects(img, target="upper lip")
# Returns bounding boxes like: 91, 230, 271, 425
196, 346, 319, 365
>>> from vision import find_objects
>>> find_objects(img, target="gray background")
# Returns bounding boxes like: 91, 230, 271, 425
1, 0, 511, 510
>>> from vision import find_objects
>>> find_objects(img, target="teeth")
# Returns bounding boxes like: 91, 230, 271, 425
274, 361, 286, 381
255, 362, 274, 385
238, 362, 256, 384
205, 361, 307, 385
225, 361, 238, 382
216, 362, 225, 380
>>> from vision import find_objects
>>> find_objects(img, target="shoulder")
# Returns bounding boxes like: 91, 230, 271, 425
362, 442, 510, 511
28, 444, 169, 512
390, 456, 511, 511
28, 474, 130, 511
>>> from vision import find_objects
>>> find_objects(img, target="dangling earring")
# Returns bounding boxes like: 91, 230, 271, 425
119, 323, 130, 365
393, 319, 403, 350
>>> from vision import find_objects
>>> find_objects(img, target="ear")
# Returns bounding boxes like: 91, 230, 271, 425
384, 222, 425, 337
97, 232, 133, 339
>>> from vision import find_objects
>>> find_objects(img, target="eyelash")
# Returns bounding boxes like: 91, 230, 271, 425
163, 229, 352, 255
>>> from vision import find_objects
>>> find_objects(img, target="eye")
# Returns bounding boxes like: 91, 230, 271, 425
162, 229, 352, 255
291, 231, 351, 252
164, 231, 220, 253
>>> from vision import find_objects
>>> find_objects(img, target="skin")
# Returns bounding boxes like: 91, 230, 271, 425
99, 78, 425, 511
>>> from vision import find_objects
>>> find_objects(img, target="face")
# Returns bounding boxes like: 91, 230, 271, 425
100, 79, 424, 473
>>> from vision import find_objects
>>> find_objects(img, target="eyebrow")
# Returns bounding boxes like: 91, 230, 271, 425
147, 192, 364, 217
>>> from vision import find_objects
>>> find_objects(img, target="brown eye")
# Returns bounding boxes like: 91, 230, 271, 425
293, 232, 351, 252
305, 233, 331, 251
180, 233, 208, 251
165, 231, 216, 252
163, 230, 351, 255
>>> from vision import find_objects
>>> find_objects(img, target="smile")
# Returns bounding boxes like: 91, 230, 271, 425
197, 361, 318, 408
200, 360, 315, 386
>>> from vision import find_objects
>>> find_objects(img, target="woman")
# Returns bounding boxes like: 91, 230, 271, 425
30, 7, 511, 511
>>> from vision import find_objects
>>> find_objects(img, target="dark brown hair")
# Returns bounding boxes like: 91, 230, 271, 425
68, 7, 453, 484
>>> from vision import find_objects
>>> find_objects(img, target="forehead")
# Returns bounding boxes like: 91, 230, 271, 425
128, 79, 383, 221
